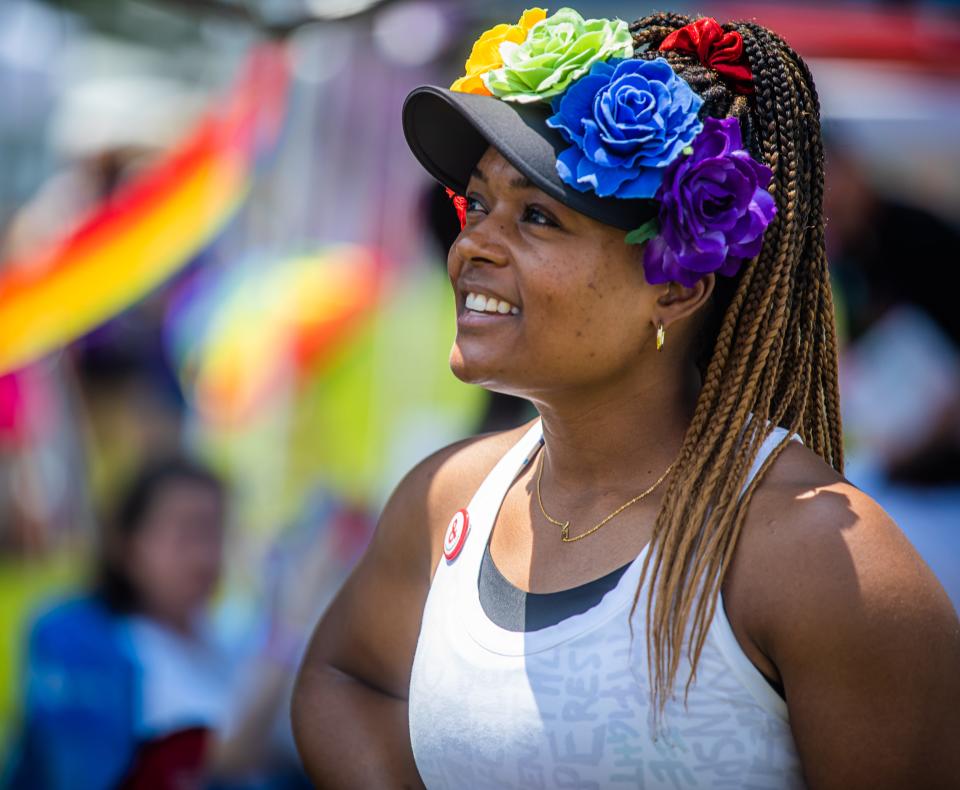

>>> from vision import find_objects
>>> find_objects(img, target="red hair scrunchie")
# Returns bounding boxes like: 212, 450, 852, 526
445, 187, 468, 229
659, 18, 754, 96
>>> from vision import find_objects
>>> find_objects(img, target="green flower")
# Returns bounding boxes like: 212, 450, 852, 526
483, 8, 634, 104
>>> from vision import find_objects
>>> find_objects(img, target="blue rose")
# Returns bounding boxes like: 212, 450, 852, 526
546, 57, 704, 199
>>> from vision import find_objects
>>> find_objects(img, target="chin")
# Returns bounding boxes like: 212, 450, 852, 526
449, 348, 529, 400
450, 343, 501, 386
449, 346, 476, 384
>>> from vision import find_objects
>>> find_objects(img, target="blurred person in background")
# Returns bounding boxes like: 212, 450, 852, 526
0, 141, 188, 554
825, 138, 960, 611
0, 69, 204, 545
3, 457, 314, 790
826, 138, 960, 484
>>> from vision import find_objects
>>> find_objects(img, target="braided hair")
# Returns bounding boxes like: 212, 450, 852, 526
627, 13, 843, 714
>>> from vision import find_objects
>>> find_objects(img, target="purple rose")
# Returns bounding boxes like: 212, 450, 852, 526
546, 57, 704, 199
642, 116, 776, 288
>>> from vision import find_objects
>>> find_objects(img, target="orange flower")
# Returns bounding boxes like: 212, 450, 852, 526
450, 8, 547, 96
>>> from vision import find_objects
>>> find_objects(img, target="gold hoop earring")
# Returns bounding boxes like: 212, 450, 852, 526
656, 322, 665, 351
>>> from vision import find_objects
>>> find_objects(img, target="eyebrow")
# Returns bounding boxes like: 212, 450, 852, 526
471, 166, 534, 191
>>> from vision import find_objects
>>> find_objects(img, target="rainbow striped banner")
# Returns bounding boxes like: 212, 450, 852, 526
167, 246, 387, 426
0, 44, 289, 376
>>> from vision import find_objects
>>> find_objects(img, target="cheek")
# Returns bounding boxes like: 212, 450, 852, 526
579, 252, 649, 333
531, 278, 649, 370
128, 536, 182, 601
447, 234, 470, 286
529, 264, 623, 339
191, 539, 224, 581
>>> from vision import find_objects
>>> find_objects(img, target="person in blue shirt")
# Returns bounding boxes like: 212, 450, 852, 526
4, 457, 226, 789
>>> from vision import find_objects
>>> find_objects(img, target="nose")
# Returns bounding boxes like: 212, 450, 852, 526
450, 218, 510, 271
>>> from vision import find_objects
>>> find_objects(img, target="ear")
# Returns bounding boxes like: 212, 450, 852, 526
653, 273, 715, 330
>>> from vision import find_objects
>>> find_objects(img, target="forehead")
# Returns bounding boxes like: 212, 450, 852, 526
468, 146, 616, 237
147, 479, 223, 518
470, 146, 536, 190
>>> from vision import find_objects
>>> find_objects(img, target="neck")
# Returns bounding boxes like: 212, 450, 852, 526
528, 363, 699, 493
145, 607, 199, 638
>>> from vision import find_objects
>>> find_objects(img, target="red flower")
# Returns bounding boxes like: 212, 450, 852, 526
659, 18, 754, 95
445, 188, 468, 229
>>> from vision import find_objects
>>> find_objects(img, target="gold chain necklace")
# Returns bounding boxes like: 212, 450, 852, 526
535, 450, 675, 543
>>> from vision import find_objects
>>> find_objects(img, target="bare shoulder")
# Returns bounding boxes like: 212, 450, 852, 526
388, 417, 540, 577
734, 439, 954, 625
729, 439, 960, 709
742, 442, 949, 620
726, 434, 960, 784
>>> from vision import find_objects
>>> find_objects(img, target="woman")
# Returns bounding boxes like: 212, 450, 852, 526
291, 9, 960, 788
6, 457, 311, 790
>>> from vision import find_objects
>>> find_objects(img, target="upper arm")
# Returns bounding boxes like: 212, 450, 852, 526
752, 481, 960, 788
297, 451, 442, 700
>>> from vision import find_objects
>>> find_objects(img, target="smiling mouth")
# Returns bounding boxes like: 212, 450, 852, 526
462, 291, 521, 316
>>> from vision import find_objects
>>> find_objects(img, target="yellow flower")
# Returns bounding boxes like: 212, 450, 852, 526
450, 8, 547, 95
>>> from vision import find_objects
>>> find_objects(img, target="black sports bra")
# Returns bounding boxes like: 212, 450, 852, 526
478, 540, 630, 632
477, 540, 787, 700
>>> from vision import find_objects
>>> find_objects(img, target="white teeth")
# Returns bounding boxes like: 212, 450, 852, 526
464, 292, 520, 315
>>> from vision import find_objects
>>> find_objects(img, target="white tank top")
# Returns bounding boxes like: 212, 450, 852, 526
409, 419, 806, 789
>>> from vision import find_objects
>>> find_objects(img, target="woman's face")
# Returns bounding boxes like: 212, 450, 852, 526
126, 478, 225, 626
448, 146, 666, 398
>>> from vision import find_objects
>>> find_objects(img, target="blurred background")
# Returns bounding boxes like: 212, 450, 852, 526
0, 0, 957, 787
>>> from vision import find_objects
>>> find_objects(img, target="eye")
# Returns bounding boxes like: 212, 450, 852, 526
523, 204, 559, 227
465, 194, 487, 213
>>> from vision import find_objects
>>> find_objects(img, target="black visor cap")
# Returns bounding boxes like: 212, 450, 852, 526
402, 85, 658, 232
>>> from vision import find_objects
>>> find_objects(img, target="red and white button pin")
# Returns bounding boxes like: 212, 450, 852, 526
443, 508, 469, 561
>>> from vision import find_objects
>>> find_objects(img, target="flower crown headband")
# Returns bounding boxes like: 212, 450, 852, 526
447, 8, 776, 289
